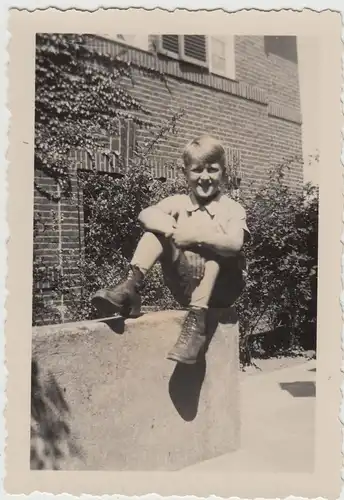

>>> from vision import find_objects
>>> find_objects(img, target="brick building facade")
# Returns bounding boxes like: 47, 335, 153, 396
33, 35, 303, 318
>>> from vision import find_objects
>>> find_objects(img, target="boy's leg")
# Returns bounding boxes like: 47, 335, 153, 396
131, 231, 178, 273
92, 232, 170, 317
167, 258, 220, 364
190, 260, 220, 309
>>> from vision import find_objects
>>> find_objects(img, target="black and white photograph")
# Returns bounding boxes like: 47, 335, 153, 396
4, 7, 342, 499
31, 30, 319, 469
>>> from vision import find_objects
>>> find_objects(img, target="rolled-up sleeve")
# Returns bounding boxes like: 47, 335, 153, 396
153, 195, 183, 218
235, 204, 250, 236
222, 201, 250, 243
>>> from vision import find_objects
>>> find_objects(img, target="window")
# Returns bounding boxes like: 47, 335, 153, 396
264, 36, 298, 63
157, 35, 235, 79
158, 35, 209, 67
95, 34, 150, 51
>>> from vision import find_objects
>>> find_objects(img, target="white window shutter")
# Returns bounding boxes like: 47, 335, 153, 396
210, 36, 226, 75
209, 36, 236, 80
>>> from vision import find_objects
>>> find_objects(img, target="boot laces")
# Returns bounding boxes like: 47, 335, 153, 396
127, 265, 144, 291
179, 310, 199, 345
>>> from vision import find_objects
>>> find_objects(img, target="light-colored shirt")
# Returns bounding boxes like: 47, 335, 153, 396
154, 192, 250, 238
153, 192, 249, 281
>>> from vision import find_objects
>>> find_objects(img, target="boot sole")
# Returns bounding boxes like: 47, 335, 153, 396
91, 295, 123, 318
166, 353, 197, 365
91, 293, 141, 319
167, 343, 207, 365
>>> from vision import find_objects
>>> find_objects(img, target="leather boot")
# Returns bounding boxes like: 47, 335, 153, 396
91, 265, 144, 318
167, 307, 207, 364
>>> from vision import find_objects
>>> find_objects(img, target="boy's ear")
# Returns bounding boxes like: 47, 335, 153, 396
178, 161, 187, 176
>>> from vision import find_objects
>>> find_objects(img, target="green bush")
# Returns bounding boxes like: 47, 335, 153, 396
32, 34, 318, 365
237, 163, 318, 364
32, 166, 187, 325
34, 160, 318, 354
33, 160, 318, 367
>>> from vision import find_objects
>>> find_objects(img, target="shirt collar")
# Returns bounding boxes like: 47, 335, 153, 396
186, 192, 224, 217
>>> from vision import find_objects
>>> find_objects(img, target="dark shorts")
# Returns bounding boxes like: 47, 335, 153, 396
159, 237, 246, 309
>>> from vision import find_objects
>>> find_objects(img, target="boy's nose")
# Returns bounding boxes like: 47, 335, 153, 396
200, 171, 210, 180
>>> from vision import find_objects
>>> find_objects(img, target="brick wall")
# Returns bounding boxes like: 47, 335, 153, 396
32, 34, 303, 323
33, 168, 80, 319
85, 34, 302, 185
127, 72, 273, 192
235, 36, 300, 111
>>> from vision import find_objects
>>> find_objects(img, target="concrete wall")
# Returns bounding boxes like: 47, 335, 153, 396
31, 309, 240, 471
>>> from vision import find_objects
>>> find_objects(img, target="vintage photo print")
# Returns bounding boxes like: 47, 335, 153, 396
4, 7, 343, 499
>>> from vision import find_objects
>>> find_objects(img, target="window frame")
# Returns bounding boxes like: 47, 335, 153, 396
156, 34, 235, 80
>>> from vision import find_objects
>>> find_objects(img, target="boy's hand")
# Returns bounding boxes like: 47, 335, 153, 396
164, 222, 177, 238
172, 223, 202, 248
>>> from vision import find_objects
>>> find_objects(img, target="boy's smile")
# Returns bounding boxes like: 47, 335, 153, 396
186, 162, 223, 202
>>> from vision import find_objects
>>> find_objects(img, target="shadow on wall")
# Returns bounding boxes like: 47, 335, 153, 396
169, 360, 206, 421
30, 359, 84, 470
169, 307, 237, 421
279, 381, 316, 398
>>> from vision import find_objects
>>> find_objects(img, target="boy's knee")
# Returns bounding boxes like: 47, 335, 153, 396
144, 231, 168, 247
204, 259, 220, 270
202, 260, 221, 285
143, 231, 177, 260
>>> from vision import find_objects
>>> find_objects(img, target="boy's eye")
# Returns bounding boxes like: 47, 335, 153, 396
189, 163, 221, 174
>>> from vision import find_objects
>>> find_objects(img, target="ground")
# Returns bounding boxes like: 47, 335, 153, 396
242, 350, 315, 375
184, 354, 316, 473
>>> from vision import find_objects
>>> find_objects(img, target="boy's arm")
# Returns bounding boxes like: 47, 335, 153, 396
138, 196, 179, 236
197, 222, 247, 257
196, 204, 250, 257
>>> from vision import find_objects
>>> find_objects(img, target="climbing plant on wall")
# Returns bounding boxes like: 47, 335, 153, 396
35, 33, 171, 193
33, 33, 185, 323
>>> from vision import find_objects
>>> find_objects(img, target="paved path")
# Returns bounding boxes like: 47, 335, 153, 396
184, 359, 316, 473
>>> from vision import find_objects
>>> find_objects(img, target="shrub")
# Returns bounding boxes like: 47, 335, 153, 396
33, 157, 318, 368
32, 165, 187, 324
33, 34, 318, 366
236, 162, 318, 364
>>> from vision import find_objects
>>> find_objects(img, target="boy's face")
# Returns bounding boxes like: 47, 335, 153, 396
186, 161, 223, 201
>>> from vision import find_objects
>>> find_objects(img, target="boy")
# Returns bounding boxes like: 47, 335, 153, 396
92, 135, 250, 365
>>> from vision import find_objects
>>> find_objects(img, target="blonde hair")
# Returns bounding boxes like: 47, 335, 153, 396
182, 135, 226, 171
